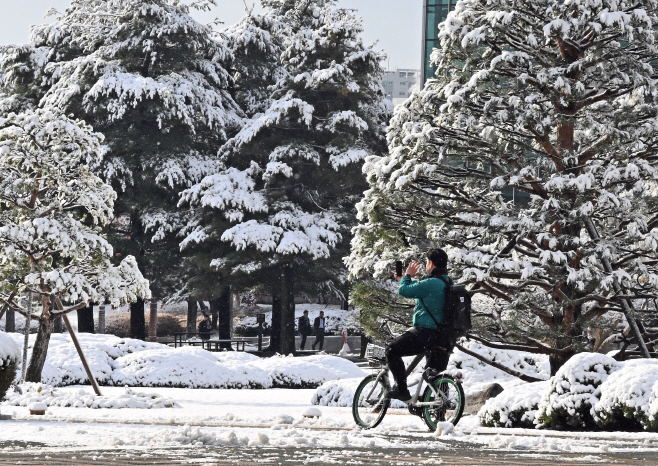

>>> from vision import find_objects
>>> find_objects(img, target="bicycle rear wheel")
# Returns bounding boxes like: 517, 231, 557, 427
352, 373, 390, 429
421, 376, 465, 431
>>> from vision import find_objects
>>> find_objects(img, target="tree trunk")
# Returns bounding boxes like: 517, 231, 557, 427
186, 300, 197, 337
218, 286, 232, 350
53, 315, 64, 333
280, 264, 296, 355
5, 307, 15, 332
25, 295, 53, 383
77, 303, 95, 333
549, 351, 573, 376
130, 298, 146, 340
148, 299, 158, 342
266, 288, 282, 353
341, 286, 349, 311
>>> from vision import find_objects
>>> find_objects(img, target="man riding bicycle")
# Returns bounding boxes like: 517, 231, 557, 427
388, 248, 454, 401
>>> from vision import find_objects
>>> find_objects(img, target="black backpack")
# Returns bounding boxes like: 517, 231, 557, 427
421, 276, 472, 336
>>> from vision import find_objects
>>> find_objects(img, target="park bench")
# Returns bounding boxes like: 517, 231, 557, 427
170, 332, 250, 351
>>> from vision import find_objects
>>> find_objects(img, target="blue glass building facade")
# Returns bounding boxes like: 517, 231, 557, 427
422, 0, 453, 84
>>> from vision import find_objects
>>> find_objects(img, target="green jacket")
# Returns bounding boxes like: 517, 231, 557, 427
398, 274, 448, 329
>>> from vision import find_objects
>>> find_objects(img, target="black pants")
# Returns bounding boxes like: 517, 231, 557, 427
312, 329, 325, 350
299, 333, 308, 350
386, 326, 452, 390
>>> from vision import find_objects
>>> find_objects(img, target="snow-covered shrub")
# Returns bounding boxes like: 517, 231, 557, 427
311, 377, 361, 407
102, 312, 131, 338
153, 315, 184, 337
0, 332, 20, 400
256, 354, 366, 389
8, 333, 171, 387
112, 346, 272, 389
310, 377, 406, 409
593, 360, 658, 432
536, 353, 621, 430
479, 381, 549, 428
102, 312, 183, 338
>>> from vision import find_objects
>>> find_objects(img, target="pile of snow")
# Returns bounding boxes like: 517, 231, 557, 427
110, 426, 253, 447
536, 353, 621, 430
479, 381, 550, 428
434, 421, 454, 436
2, 333, 364, 389
593, 359, 658, 432
0, 332, 20, 363
4, 383, 178, 409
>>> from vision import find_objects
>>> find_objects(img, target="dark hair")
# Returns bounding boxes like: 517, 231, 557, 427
426, 248, 448, 277
303, 310, 308, 314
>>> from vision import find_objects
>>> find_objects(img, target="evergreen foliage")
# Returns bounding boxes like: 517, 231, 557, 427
180, 0, 388, 352
0, 109, 149, 381
348, 0, 658, 373
0, 0, 243, 304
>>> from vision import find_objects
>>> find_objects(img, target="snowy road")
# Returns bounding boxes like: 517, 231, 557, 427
2, 387, 658, 464
1, 434, 658, 465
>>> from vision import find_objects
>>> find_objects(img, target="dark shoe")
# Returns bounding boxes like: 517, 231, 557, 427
388, 386, 411, 402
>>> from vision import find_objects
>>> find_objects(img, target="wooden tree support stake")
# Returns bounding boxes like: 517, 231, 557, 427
55, 299, 102, 396
584, 217, 652, 359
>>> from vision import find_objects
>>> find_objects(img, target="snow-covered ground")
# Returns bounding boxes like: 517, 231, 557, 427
3, 332, 658, 463
2, 385, 658, 463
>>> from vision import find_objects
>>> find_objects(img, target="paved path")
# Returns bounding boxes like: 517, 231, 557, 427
1, 437, 656, 466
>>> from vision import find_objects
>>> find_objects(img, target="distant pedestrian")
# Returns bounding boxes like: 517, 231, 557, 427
298, 310, 311, 350
199, 314, 211, 340
312, 311, 325, 351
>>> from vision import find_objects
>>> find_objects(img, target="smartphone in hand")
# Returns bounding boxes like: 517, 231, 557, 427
395, 260, 403, 277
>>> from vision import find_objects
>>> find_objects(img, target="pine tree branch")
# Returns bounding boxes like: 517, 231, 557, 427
455, 343, 546, 383
466, 334, 545, 353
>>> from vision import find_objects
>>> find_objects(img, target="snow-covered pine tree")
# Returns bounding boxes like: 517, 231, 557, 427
0, 0, 243, 337
169, 9, 286, 344
0, 109, 149, 381
348, 0, 658, 373
180, 0, 388, 353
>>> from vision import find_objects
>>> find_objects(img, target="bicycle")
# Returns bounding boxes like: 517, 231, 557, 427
352, 324, 465, 431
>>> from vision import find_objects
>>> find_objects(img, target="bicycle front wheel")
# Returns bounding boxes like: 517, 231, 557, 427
352, 373, 390, 429
421, 376, 465, 431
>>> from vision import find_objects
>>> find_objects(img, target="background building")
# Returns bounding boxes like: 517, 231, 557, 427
382, 68, 420, 107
